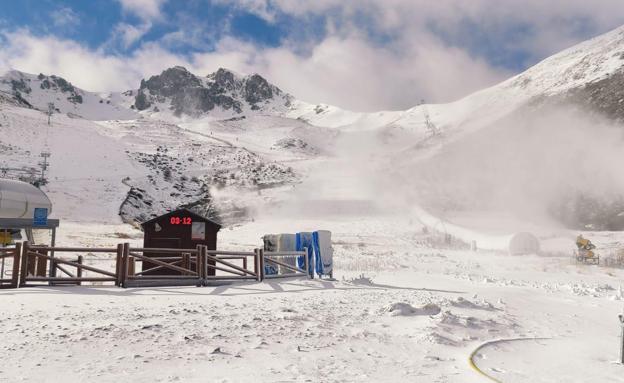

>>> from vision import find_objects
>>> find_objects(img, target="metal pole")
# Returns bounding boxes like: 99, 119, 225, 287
619, 314, 624, 364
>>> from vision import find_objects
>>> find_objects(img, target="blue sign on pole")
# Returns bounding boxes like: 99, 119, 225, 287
33, 208, 48, 227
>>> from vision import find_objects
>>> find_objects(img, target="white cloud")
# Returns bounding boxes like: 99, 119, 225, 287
0, 30, 183, 92
2, 28, 503, 111
212, 0, 276, 23
3, 0, 624, 111
116, 0, 167, 22
230, 0, 624, 66
105, 0, 168, 51
189, 35, 511, 111
110, 22, 153, 49
50, 7, 80, 28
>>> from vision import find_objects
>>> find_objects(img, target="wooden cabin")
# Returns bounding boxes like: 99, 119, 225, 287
140, 208, 221, 275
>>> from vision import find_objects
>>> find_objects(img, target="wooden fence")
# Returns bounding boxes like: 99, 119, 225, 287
263, 250, 310, 279
1, 242, 311, 289
20, 243, 120, 287
0, 243, 20, 289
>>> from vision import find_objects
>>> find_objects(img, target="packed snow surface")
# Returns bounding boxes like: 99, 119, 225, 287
3, 25, 624, 383
2, 215, 624, 382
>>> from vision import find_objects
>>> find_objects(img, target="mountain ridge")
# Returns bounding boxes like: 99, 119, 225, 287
3, 23, 624, 129
132, 66, 293, 118
2, 25, 624, 230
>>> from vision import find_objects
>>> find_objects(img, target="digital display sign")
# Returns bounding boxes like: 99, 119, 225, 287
170, 216, 192, 225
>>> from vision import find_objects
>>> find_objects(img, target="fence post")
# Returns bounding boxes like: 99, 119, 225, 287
304, 247, 312, 279
115, 243, 123, 286
195, 245, 203, 285
201, 246, 207, 282
76, 255, 83, 286
36, 250, 48, 277
259, 248, 265, 281
204, 246, 208, 280
49, 227, 57, 279
254, 249, 261, 282
197, 246, 202, 280
19, 242, 30, 287
128, 257, 135, 276
182, 253, 190, 275
194, 245, 201, 275
619, 314, 624, 364
120, 243, 130, 288
11, 242, 21, 288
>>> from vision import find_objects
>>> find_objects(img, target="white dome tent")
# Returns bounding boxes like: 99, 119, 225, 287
508, 232, 540, 255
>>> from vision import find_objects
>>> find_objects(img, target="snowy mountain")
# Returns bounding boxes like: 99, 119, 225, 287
5, 21, 624, 383
131, 66, 293, 118
291, 25, 624, 143
1, 25, 624, 230
0, 70, 138, 120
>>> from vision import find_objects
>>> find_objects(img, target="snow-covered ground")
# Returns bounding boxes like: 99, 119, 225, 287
2, 95, 624, 382
2, 94, 624, 382
2, 213, 624, 382
3, 25, 624, 383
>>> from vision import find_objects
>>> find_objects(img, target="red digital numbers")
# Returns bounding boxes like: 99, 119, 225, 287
170, 216, 192, 225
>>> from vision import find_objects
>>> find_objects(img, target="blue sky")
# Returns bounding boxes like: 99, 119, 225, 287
0, 1, 312, 53
1, 0, 624, 111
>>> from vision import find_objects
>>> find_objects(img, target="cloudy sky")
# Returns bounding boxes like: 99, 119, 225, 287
1, 0, 624, 111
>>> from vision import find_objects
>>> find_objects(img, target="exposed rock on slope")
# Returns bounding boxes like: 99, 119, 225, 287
134, 66, 292, 117
0, 70, 138, 120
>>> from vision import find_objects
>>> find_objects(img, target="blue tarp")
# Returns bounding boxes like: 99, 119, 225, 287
264, 230, 332, 278
296, 232, 314, 277
262, 234, 279, 275
313, 230, 333, 277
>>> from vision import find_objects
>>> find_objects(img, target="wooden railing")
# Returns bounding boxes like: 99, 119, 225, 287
0, 243, 21, 289
20, 243, 120, 287
263, 249, 309, 279
0, 242, 312, 289
124, 247, 264, 286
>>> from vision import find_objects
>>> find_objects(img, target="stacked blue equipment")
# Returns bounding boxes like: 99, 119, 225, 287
312, 230, 333, 278
265, 230, 333, 278
295, 232, 314, 277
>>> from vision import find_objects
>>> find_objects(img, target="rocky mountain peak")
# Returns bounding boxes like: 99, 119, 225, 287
140, 66, 201, 97
133, 66, 291, 117
243, 73, 278, 107
0, 70, 84, 107
211, 68, 238, 90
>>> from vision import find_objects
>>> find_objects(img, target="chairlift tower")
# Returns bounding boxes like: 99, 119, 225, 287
38, 151, 51, 186
47, 103, 54, 126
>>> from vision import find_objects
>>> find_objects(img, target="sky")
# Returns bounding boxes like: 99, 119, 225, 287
1, 0, 624, 111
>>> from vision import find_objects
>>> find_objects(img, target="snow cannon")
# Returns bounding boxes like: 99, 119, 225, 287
574, 234, 599, 265
508, 232, 540, 255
